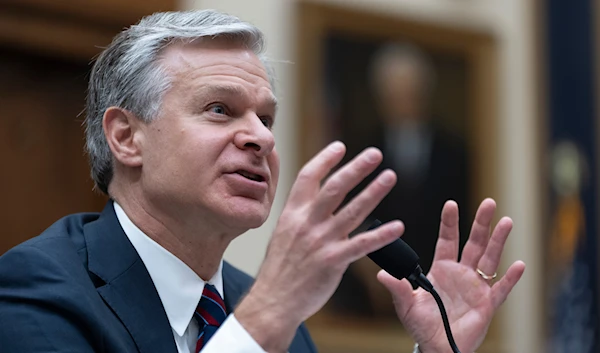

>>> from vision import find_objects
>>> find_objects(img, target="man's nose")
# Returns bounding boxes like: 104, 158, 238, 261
233, 114, 275, 157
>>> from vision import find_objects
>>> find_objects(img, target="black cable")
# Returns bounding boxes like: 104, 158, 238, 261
414, 273, 461, 353
364, 219, 462, 353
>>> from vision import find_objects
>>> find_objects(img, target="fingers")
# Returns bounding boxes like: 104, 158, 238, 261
476, 217, 513, 277
342, 220, 404, 263
460, 198, 496, 269
377, 269, 416, 318
287, 141, 346, 206
332, 169, 397, 233
432, 201, 460, 262
311, 147, 383, 218
491, 261, 526, 309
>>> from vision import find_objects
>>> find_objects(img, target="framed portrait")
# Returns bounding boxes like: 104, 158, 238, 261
296, 2, 501, 352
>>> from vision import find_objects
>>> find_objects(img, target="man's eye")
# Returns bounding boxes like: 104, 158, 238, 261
260, 116, 273, 129
208, 104, 227, 115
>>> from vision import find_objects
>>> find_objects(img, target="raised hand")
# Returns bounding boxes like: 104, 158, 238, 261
235, 142, 404, 352
378, 199, 526, 353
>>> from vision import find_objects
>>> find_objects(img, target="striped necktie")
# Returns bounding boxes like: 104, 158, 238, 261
194, 283, 227, 352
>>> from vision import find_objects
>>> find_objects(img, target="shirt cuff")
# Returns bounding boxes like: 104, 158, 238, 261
201, 314, 267, 353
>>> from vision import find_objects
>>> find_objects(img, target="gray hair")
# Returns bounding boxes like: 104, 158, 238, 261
85, 9, 275, 194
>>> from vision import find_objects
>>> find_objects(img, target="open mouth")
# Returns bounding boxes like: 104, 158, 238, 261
235, 170, 265, 182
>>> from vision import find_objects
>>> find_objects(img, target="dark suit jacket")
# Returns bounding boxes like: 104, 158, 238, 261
0, 202, 317, 353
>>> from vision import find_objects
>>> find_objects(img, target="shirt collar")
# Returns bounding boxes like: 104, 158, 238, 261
113, 202, 224, 337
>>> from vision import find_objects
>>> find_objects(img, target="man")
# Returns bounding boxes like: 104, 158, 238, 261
0, 10, 525, 353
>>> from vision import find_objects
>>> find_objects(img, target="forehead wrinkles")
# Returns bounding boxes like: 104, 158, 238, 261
187, 63, 271, 88
161, 46, 271, 89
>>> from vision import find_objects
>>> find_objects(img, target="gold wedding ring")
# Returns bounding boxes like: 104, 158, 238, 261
476, 268, 497, 281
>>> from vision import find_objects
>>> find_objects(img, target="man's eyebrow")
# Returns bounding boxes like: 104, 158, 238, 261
201, 84, 245, 97
200, 84, 278, 110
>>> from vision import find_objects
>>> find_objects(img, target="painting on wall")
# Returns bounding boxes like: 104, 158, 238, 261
296, 2, 500, 353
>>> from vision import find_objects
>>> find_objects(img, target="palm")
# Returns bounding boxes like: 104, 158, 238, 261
378, 199, 526, 353
404, 261, 495, 352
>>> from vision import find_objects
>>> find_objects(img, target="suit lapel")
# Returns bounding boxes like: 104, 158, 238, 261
221, 262, 246, 313
84, 202, 177, 353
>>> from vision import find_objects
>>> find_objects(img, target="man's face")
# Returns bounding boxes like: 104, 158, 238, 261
138, 39, 279, 231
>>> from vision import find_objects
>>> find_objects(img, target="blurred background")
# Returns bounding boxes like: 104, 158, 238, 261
0, 0, 598, 352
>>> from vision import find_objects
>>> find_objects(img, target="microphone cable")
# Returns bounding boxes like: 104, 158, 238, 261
412, 269, 461, 353
365, 219, 462, 353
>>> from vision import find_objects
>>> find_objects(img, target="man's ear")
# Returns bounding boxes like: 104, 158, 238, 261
103, 107, 144, 167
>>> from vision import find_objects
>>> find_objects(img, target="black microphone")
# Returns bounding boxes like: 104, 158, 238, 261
366, 219, 432, 292
365, 219, 461, 353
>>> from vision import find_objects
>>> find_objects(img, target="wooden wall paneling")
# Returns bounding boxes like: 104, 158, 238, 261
0, 50, 108, 253
1, 0, 177, 27
0, 0, 176, 61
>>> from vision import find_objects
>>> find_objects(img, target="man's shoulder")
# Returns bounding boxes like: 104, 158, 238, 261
0, 212, 107, 304
0, 211, 101, 268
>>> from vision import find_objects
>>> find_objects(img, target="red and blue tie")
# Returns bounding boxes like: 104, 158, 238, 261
195, 284, 227, 352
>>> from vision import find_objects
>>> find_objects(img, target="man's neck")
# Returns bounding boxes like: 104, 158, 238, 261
110, 187, 240, 281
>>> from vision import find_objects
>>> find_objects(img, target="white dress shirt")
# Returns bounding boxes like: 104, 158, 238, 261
114, 202, 266, 353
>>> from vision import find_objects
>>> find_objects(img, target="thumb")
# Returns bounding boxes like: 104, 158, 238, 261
377, 269, 416, 318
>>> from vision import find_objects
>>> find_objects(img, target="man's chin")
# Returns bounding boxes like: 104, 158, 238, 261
224, 214, 268, 232
221, 201, 270, 230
